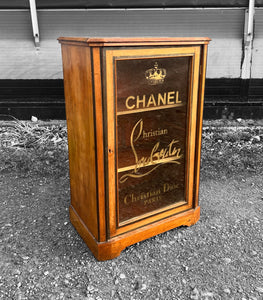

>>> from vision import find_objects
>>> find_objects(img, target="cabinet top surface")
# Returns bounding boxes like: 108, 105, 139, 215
58, 37, 211, 46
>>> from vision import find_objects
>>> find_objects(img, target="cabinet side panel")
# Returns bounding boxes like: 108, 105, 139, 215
61, 44, 98, 240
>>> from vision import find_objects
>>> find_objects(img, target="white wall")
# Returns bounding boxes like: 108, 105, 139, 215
0, 8, 249, 79
251, 9, 263, 78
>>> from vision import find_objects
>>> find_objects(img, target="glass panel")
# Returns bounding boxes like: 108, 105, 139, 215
116, 56, 191, 223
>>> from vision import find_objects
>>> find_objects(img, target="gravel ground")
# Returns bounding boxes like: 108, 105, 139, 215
0, 119, 262, 299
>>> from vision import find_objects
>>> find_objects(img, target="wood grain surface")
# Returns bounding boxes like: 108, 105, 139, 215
59, 37, 209, 260
61, 43, 98, 240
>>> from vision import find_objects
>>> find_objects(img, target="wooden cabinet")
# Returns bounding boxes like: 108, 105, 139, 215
58, 37, 210, 260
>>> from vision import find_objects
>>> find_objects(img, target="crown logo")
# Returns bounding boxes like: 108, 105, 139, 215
145, 62, 166, 85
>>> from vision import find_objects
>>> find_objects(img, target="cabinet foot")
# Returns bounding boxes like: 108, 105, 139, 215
70, 205, 200, 261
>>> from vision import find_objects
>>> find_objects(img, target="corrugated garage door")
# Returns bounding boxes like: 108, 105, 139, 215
0, 9, 244, 79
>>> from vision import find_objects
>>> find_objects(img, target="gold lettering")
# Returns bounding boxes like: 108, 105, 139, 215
124, 189, 162, 206
124, 195, 129, 205
175, 91, 182, 104
163, 183, 169, 193
131, 194, 137, 203
147, 94, 157, 107
158, 92, 167, 105
144, 195, 162, 206
136, 95, 146, 108
123, 91, 181, 112
119, 119, 183, 183
150, 142, 161, 162
167, 91, 175, 105
142, 128, 168, 139
143, 130, 149, 139
163, 182, 179, 193
125, 96, 135, 110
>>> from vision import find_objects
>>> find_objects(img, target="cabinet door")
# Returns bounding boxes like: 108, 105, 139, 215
105, 46, 201, 237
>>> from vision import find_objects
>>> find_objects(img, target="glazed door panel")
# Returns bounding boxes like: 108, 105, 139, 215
105, 46, 201, 237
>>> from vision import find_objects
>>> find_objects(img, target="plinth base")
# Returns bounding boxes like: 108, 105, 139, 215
69, 205, 200, 261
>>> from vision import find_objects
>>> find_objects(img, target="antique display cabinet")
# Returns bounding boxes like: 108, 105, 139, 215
58, 37, 210, 260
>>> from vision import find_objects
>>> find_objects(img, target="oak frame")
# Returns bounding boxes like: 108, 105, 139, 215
104, 47, 201, 237
58, 37, 210, 260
